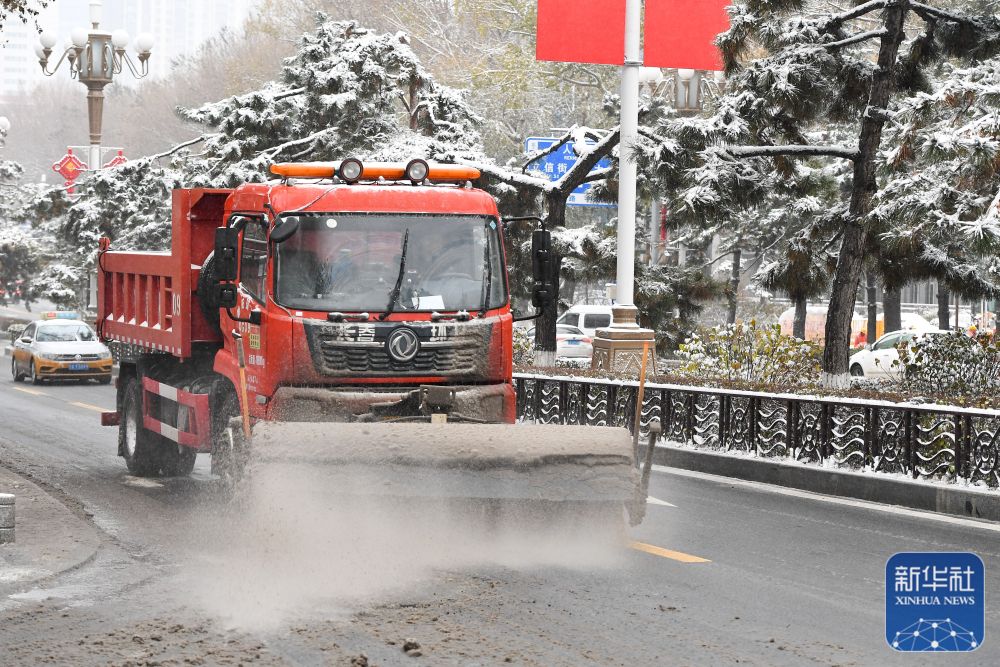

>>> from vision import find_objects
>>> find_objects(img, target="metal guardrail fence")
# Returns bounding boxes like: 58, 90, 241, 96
513, 373, 1000, 489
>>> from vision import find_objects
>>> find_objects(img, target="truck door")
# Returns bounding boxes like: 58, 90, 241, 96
236, 218, 269, 395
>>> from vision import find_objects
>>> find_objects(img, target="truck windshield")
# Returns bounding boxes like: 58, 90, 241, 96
274, 213, 506, 313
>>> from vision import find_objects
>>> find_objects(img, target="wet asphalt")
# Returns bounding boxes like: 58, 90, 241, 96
0, 376, 997, 666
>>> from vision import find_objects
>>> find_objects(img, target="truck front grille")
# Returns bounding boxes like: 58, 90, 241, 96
302, 320, 492, 379
319, 344, 477, 375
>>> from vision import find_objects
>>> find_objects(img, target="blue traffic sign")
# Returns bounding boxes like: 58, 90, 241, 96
524, 137, 614, 208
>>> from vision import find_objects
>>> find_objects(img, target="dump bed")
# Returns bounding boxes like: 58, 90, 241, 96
98, 188, 231, 358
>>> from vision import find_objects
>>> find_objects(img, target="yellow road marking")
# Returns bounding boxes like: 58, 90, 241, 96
629, 541, 711, 563
11, 386, 46, 397
69, 401, 108, 413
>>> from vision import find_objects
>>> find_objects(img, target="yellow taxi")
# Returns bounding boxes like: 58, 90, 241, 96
11, 313, 113, 385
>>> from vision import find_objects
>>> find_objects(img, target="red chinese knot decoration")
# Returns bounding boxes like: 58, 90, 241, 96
104, 150, 128, 169
52, 148, 87, 193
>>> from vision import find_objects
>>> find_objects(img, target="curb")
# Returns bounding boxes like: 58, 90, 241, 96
0, 465, 102, 595
648, 444, 1000, 523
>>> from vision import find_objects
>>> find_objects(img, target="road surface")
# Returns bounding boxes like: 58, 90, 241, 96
0, 376, 997, 665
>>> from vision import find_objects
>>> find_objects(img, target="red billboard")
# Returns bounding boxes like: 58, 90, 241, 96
535, 0, 627, 66
643, 0, 730, 71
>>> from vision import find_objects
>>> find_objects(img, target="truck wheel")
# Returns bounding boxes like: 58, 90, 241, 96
196, 251, 222, 334
211, 391, 248, 486
11, 357, 24, 382
161, 443, 197, 477
119, 377, 161, 477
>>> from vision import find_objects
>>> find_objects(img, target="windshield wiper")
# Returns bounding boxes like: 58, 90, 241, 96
380, 228, 410, 320
477, 228, 493, 318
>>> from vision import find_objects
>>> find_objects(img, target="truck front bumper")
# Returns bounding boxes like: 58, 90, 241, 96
267, 383, 516, 424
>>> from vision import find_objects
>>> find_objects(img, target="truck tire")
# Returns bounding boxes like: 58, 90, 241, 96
161, 442, 197, 477
119, 377, 162, 477
211, 390, 248, 486
196, 251, 222, 334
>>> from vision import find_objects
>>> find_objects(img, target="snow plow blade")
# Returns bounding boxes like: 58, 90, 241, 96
245, 422, 638, 504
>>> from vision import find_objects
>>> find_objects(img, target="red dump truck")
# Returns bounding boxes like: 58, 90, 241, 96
96, 159, 639, 523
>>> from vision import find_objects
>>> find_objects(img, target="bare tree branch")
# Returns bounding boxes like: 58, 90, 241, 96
824, 29, 888, 49
822, 0, 888, 31
724, 145, 859, 160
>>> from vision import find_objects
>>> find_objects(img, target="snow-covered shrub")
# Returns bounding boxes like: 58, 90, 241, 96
512, 326, 534, 365
677, 321, 820, 386
896, 331, 1000, 397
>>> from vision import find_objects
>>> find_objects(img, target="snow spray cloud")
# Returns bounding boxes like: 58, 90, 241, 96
182, 453, 624, 631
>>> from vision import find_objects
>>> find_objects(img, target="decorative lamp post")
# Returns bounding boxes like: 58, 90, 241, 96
0, 116, 9, 147
35, 0, 153, 172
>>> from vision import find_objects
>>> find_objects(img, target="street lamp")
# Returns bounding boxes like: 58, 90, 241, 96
35, 0, 153, 171
0, 116, 9, 148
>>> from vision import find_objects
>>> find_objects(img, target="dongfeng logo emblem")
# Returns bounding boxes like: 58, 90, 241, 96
386, 327, 420, 362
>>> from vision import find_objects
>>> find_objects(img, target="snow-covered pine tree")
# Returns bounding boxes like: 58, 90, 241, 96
181, 18, 486, 188
648, 0, 1000, 387
873, 58, 1000, 325
0, 159, 45, 308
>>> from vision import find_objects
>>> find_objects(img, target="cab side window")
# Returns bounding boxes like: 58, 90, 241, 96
240, 221, 268, 302
21, 324, 36, 341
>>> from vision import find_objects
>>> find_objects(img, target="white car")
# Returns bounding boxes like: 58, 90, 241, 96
849, 329, 948, 379
557, 305, 615, 338
527, 324, 594, 359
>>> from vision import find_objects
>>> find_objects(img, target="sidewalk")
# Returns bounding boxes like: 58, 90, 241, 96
0, 466, 101, 594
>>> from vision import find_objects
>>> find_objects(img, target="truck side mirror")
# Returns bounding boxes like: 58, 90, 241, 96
216, 283, 238, 309
270, 217, 300, 244
531, 227, 553, 309
215, 228, 240, 281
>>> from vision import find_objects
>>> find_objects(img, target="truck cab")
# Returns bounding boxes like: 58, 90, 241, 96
214, 169, 516, 424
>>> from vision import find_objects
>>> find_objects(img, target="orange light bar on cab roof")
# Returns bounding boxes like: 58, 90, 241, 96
269, 161, 481, 182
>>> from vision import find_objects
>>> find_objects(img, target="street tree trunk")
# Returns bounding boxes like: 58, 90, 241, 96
793, 295, 807, 340
884, 287, 902, 332
866, 274, 878, 344
937, 281, 950, 329
820, 0, 908, 388
533, 192, 567, 367
726, 247, 742, 325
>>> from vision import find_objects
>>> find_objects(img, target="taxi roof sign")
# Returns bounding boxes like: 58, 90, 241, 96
40, 311, 80, 320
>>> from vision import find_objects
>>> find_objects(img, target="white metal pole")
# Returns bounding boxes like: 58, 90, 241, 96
615, 0, 642, 308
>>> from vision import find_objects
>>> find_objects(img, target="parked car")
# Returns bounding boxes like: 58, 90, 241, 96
527, 324, 593, 359
557, 305, 633, 338
849, 329, 948, 379
11, 315, 113, 385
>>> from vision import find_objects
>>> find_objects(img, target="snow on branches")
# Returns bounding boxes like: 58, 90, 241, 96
182, 18, 486, 187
